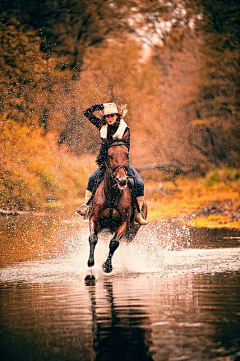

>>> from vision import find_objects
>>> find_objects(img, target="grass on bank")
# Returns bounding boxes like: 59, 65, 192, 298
188, 216, 240, 229
145, 168, 240, 229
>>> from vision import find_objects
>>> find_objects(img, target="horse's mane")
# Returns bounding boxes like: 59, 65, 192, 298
96, 139, 128, 166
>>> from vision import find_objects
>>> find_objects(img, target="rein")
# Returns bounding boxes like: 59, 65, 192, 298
108, 141, 127, 149
111, 164, 128, 173
106, 141, 129, 178
104, 141, 129, 208
105, 163, 129, 186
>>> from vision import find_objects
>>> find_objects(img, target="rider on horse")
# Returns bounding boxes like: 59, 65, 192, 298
77, 102, 147, 225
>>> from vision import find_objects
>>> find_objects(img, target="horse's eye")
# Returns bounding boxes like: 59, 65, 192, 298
109, 155, 113, 160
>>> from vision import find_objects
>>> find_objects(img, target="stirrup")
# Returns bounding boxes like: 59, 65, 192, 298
76, 203, 90, 219
135, 212, 148, 225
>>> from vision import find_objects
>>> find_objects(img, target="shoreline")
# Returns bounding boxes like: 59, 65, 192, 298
1, 197, 240, 230
147, 198, 240, 230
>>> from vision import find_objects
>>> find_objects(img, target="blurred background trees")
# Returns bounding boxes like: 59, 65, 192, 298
185, 0, 240, 168
0, 0, 239, 190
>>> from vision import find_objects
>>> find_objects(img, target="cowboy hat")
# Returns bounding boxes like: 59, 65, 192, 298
103, 103, 128, 118
103, 103, 118, 115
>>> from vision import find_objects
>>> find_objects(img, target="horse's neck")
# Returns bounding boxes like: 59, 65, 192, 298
104, 168, 119, 204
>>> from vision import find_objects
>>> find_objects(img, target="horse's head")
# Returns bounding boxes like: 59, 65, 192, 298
107, 141, 129, 190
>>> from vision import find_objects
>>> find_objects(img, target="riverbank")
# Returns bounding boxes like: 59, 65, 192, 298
1, 164, 239, 230
145, 169, 240, 230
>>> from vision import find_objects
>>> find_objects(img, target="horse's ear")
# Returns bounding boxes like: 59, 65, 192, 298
122, 129, 129, 142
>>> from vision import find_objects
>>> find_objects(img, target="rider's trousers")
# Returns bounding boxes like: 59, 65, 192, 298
87, 164, 144, 197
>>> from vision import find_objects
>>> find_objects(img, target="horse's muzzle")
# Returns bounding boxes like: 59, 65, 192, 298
115, 176, 127, 190
118, 179, 127, 187
113, 165, 128, 190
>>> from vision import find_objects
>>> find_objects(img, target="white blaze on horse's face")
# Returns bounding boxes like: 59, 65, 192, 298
108, 145, 129, 190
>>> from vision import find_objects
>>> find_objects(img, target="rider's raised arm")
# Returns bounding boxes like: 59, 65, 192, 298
83, 104, 104, 129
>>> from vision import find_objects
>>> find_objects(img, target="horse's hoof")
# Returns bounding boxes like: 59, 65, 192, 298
85, 274, 95, 281
102, 260, 113, 273
84, 273, 96, 285
88, 258, 94, 267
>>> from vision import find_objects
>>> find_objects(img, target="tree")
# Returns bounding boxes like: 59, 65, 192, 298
0, 0, 127, 71
185, 0, 240, 166
0, 12, 72, 128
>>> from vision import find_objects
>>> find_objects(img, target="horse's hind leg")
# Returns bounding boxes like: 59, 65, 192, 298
102, 222, 127, 273
102, 237, 119, 273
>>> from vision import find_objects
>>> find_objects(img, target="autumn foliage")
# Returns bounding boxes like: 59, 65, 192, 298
0, 0, 240, 211
0, 117, 96, 210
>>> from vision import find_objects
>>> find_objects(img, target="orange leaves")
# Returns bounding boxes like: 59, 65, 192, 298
0, 117, 95, 210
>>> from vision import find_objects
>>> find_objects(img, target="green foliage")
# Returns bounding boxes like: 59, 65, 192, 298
224, 168, 240, 182
202, 170, 220, 187
203, 168, 240, 187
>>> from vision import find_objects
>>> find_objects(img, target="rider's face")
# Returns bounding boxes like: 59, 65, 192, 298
105, 114, 117, 125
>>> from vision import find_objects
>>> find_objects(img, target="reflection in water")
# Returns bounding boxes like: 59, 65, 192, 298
87, 281, 152, 361
0, 212, 240, 360
0, 272, 240, 361
0, 211, 85, 266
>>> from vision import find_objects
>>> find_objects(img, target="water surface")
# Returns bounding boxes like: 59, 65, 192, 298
0, 211, 240, 360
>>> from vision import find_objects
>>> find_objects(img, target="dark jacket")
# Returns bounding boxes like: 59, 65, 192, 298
83, 104, 130, 150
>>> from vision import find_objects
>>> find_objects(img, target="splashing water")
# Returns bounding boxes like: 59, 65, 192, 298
1, 214, 240, 361
0, 215, 239, 283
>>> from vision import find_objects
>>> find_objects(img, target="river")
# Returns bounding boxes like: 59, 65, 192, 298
0, 209, 240, 361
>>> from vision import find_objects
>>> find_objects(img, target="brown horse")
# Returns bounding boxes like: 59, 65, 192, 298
87, 137, 147, 274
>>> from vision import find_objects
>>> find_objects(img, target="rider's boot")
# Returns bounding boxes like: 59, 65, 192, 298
135, 196, 148, 225
76, 190, 92, 218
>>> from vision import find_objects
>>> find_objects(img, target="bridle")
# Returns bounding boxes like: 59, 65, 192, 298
106, 142, 129, 188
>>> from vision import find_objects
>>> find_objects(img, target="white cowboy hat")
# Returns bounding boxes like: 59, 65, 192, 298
104, 103, 118, 115
103, 103, 128, 118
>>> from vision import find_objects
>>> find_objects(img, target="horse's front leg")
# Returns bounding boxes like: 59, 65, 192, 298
88, 218, 100, 267
102, 222, 127, 273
